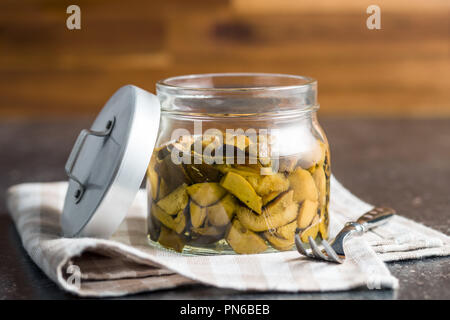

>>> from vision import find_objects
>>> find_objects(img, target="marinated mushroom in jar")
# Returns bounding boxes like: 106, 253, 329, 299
146, 132, 330, 254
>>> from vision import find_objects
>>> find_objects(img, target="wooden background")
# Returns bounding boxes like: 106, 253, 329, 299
0, 0, 449, 118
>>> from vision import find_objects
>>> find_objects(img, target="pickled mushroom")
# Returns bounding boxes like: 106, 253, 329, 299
262, 191, 280, 206
156, 183, 189, 215
156, 153, 192, 192
273, 220, 298, 240
236, 190, 298, 232
264, 220, 297, 251
297, 199, 318, 229
190, 201, 207, 228
207, 193, 237, 226
220, 171, 262, 214
299, 215, 320, 242
183, 162, 221, 183
226, 219, 268, 254
216, 165, 260, 182
187, 182, 227, 207
247, 173, 289, 197
158, 226, 185, 252
288, 168, 318, 203
148, 133, 330, 254
312, 166, 327, 209
151, 203, 186, 234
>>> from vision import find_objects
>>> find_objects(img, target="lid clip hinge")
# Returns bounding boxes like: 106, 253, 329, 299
65, 117, 115, 203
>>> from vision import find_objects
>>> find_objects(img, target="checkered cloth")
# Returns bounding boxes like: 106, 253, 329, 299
6, 176, 450, 297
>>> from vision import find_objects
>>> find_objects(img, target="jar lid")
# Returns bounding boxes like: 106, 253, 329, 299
61, 85, 160, 238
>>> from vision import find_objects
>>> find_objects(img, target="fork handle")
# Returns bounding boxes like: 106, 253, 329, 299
355, 207, 395, 232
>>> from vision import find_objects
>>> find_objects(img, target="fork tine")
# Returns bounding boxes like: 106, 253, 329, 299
321, 240, 344, 264
295, 233, 313, 257
308, 236, 329, 260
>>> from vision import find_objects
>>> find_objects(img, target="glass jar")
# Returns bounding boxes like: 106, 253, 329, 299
146, 73, 330, 255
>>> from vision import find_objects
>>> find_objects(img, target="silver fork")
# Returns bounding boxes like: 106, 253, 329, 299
295, 207, 395, 263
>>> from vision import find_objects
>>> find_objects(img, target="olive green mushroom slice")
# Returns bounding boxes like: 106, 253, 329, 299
264, 221, 297, 251
156, 183, 189, 215
187, 182, 227, 207
252, 173, 290, 196
297, 199, 319, 229
274, 220, 298, 240
262, 191, 280, 206
158, 226, 185, 252
151, 203, 186, 234
264, 233, 294, 251
207, 193, 237, 226
244, 171, 286, 194
268, 189, 294, 209
216, 165, 260, 183
288, 167, 318, 203
183, 136, 223, 180
312, 166, 327, 210
299, 215, 320, 242
183, 162, 222, 183
232, 164, 260, 173
172, 210, 187, 234
190, 201, 207, 228
226, 219, 268, 254
155, 152, 192, 192
236, 190, 298, 232
220, 171, 262, 214
312, 165, 328, 239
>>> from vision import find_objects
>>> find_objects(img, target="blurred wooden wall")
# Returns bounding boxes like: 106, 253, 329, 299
0, 0, 449, 118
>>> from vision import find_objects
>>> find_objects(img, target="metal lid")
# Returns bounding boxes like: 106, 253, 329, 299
62, 85, 160, 238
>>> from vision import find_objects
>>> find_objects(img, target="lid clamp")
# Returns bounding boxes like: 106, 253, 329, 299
65, 117, 116, 203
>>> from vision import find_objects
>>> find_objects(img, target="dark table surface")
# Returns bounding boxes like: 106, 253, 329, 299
0, 117, 449, 300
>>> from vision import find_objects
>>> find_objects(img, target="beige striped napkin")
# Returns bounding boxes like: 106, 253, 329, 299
6, 176, 450, 297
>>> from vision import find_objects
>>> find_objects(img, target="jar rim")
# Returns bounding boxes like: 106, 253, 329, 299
156, 72, 317, 93
156, 73, 318, 117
